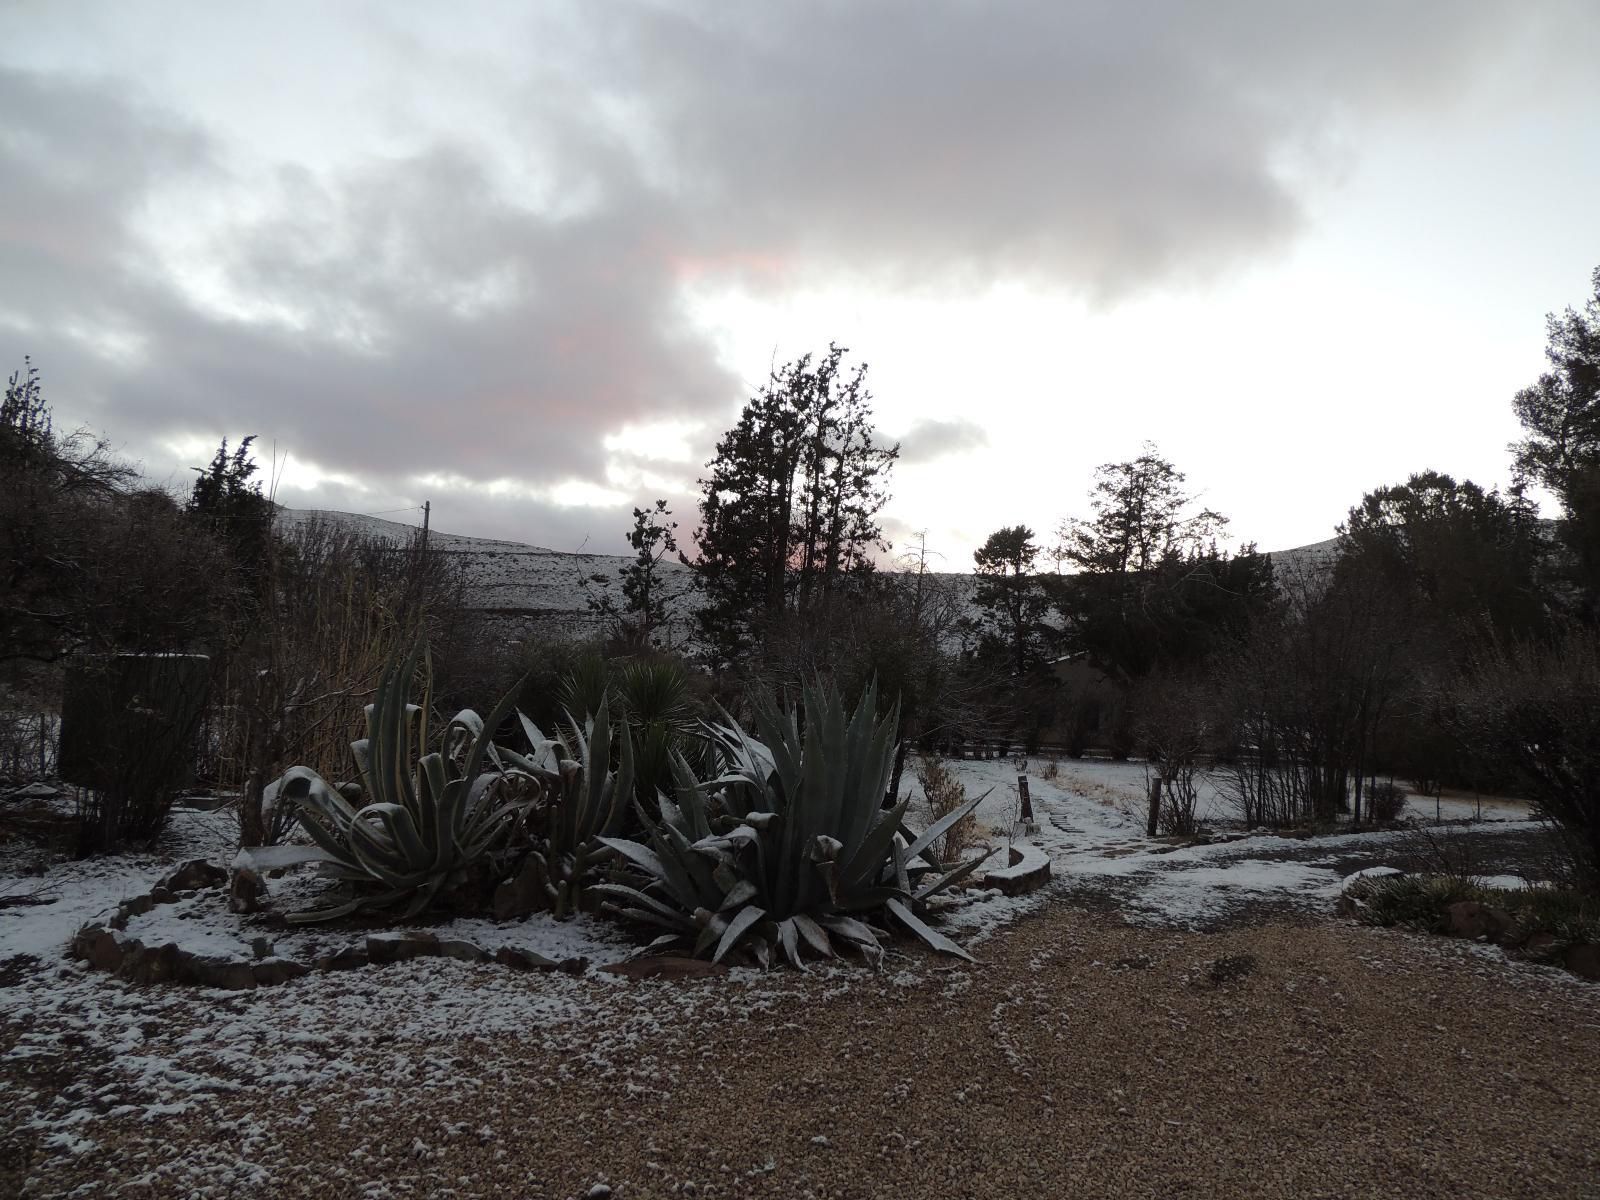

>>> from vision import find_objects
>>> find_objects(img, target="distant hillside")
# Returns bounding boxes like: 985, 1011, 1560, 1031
278, 507, 1350, 648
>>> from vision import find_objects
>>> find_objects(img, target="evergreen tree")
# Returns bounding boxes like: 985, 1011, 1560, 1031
686, 344, 897, 666
187, 436, 274, 599
1511, 265, 1600, 620
1052, 445, 1255, 681
972, 525, 1049, 677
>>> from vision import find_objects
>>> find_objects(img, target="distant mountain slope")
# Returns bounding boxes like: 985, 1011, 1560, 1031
278, 507, 1353, 646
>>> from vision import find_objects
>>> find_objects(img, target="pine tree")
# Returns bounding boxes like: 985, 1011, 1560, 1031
686, 345, 898, 666
972, 525, 1049, 677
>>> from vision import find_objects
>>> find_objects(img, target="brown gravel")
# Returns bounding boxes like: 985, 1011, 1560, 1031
5, 904, 1599, 1199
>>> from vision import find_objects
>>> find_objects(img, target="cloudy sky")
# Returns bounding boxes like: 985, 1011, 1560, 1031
3, 2, 1598, 565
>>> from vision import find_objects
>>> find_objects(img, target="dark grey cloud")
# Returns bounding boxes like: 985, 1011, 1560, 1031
897, 418, 989, 465
1, 3, 1587, 550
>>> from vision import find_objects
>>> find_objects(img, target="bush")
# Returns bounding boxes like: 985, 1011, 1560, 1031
913, 755, 980, 865
1345, 873, 1600, 953
1365, 780, 1407, 823
1450, 631, 1600, 892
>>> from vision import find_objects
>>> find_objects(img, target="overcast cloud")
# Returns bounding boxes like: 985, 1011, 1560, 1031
0, 1, 1593, 552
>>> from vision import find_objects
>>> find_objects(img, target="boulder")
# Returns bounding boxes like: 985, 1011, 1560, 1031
599, 956, 729, 981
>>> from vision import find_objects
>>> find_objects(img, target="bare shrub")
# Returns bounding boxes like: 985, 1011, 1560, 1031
1365, 780, 1407, 823
914, 755, 980, 865
1449, 631, 1600, 892
1134, 673, 1212, 836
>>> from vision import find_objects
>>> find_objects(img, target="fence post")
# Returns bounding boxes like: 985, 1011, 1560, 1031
1018, 775, 1038, 834
1146, 776, 1162, 837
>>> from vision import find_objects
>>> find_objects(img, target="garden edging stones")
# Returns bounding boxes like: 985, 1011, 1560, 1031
982, 841, 1052, 896
70, 858, 599, 989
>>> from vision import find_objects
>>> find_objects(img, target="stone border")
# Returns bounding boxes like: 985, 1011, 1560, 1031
981, 842, 1051, 896
68, 858, 594, 990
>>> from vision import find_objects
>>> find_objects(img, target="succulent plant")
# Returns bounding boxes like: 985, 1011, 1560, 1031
593, 679, 992, 968
259, 644, 535, 923
498, 700, 635, 919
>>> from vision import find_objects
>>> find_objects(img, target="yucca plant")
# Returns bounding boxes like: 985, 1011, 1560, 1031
593, 680, 993, 968
498, 700, 635, 919
559, 654, 708, 817
258, 644, 534, 923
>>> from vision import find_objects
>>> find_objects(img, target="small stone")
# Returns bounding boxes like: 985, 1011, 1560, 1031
585, 1185, 613, 1200
253, 958, 310, 986
74, 925, 125, 972
229, 867, 265, 915
183, 954, 258, 990
493, 946, 579, 973
367, 932, 440, 964
437, 939, 488, 963
315, 946, 369, 972
599, 956, 730, 981
157, 859, 228, 894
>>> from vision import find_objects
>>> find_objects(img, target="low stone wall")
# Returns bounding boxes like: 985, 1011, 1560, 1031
981, 842, 1051, 896
69, 858, 592, 990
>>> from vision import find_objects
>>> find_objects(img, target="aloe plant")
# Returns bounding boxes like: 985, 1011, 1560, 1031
593, 680, 992, 968
258, 644, 534, 923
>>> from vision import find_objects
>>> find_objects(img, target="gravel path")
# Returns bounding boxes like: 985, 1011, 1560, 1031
5, 901, 1597, 1199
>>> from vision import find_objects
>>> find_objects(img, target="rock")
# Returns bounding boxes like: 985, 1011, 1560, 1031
252, 958, 310, 986
492, 858, 545, 922
1520, 931, 1558, 959
493, 946, 585, 974
119, 893, 157, 919
315, 946, 369, 972
229, 867, 265, 915
8, 782, 61, 800
73, 925, 125, 972
183, 955, 258, 990
1444, 901, 1514, 942
599, 956, 730, 981
158, 859, 228, 894
119, 941, 182, 985
585, 1186, 613, 1200
250, 936, 275, 960
1564, 943, 1600, 982
367, 932, 440, 964
436, 939, 488, 964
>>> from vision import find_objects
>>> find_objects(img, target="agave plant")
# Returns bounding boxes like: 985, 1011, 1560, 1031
257, 644, 534, 923
497, 699, 635, 919
593, 680, 992, 968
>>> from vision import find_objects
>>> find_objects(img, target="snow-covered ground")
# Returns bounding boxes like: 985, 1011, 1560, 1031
0, 762, 1566, 1195
901, 754, 1547, 934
